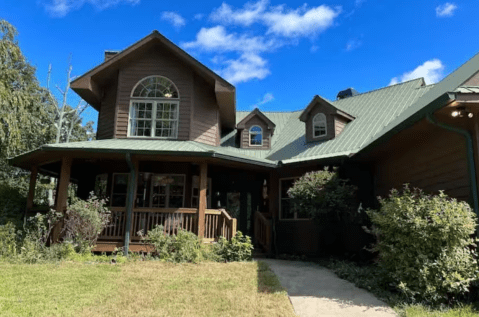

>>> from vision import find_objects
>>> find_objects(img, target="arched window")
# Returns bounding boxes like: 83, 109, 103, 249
129, 76, 180, 138
249, 125, 263, 146
313, 113, 327, 138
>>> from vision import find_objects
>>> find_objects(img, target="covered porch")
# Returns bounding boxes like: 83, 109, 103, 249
13, 145, 275, 253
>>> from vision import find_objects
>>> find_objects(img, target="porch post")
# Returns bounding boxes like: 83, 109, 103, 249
52, 157, 72, 242
124, 153, 138, 256
198, 162, 208, 239
24, 166, 38, 224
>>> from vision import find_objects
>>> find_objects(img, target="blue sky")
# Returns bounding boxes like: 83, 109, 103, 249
2, 0, 479, 129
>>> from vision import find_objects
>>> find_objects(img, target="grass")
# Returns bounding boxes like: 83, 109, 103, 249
0, 260, 296, 317
397, 304, 479, 317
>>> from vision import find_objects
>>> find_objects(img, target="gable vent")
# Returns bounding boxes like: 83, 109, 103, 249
337, 88, 359, 100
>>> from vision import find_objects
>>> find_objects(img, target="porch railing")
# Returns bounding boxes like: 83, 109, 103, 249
254, 211, 272, 252
98, 207, 237, 242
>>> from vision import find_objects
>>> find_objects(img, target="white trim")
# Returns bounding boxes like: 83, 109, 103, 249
249, 125, 263, 146
149, 174, 186, 208
278, 177, 311, 221
312, 113, 327, 138
127, 100, 180, 139
130, 75, 180, 99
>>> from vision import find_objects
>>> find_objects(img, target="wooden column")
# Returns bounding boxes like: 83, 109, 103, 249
124, 154, 138, 255
52, 157, 72, 242
268, 171, 279, 218
473, 117, 479, 199
198, 162, 208, 239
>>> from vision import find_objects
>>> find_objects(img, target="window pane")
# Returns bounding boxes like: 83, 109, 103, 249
169, 196, 183, 208
250, 133, 262, 145
281, 199, 294, 219
281, 179, 295, 198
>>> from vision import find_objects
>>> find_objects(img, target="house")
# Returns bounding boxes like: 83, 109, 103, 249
10, 31, 479, 255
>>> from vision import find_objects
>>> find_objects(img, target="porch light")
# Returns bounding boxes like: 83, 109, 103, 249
451, 106, 473, 118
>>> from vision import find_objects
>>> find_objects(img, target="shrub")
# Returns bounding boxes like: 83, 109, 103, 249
0, 222, 18, 258
63, 193, 110, 253
216, 231, 253, 262
367, 185, 479, 303
144, 225, 200, 263
287, 168, 358, 223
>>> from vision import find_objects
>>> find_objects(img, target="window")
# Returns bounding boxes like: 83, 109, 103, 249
313, 113, 327, 138
129, 76, 179, 138
249, 125, 263, 146
279, 178, 310, 220
111, 173, 129, 207
150, 175, 185, 208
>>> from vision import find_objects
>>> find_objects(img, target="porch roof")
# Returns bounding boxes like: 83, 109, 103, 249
9, 139, 278, 169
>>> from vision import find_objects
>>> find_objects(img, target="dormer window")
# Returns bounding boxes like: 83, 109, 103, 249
128, 76, 180, 138
249, 126, 263, 146
313, 113, 327, 138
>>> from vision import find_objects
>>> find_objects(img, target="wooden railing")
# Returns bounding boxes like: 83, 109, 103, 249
98, 207, 237, 242
254, 211, 272, 252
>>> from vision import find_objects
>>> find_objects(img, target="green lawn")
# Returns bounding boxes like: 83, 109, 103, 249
397, 305, 479, 317
0, 261, 296, 317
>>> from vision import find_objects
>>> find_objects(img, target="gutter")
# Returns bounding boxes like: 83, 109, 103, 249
124, 153, 136, 256
426, 113, 479, 216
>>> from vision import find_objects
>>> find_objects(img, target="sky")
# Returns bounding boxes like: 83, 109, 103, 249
2, 0, 479, 130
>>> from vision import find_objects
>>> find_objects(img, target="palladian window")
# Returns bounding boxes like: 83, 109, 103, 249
313, 113, 327, 138
249, 125, 263, 146
129, 76, 179, 138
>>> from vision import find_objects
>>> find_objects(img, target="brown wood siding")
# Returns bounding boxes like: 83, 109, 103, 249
97, 78, 117, 140
463, 71, 479, 86
334, 116, 348, 137
374, 128, 469, 201
240, 116, 272, 149
190, 74, 219, 146
305, 103, 336, 143
115, 47, 193, 139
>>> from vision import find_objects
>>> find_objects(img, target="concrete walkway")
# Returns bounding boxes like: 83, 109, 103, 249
261, 259, 397, 317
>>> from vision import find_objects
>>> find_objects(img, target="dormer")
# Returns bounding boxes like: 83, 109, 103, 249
236, 108, 276, 149
300, 95, 354, 143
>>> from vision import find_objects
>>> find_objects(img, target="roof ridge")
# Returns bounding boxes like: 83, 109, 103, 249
333, 78, 424, 102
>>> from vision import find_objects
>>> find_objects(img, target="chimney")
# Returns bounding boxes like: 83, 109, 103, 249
337, 88, 359, 100
104, 50, 119, 61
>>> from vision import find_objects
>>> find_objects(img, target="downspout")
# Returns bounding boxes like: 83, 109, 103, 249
426, 113, 479, 216
124, 153, 136, 256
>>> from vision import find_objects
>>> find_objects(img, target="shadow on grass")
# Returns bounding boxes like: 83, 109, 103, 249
256, 261, 289, 294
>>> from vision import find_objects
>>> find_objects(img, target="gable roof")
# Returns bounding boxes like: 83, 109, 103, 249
71, 30, 237, 129
299, 95, 355, 122
236, 108, 276, 130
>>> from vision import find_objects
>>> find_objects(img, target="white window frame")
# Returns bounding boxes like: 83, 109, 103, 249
111, 173, 130, 207
127, 76, 180, 139
279, 177, 311, 221
249, 125, 263, 146
149, 174, 186, 208
312, 113, 327, 138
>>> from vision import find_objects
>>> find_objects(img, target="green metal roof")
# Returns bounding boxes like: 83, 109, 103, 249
11, 51, 479, 168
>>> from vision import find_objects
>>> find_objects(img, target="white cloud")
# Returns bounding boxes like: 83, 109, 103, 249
194, 13, 204, 20
210, 0, 268, 26
43, 0, 139, 17
210, 0, 341, 38
436, 3, 457, 17
161, 12, 186, 28
389, 59, 445, 85
221, 53, 271, 84
182, 26, 278, 53
251, 92, 274, 108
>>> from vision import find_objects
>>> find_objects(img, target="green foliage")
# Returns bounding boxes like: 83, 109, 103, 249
145, 225, 201, 263
287, 168, 358, 223
0, 222, 18, 258
63, 193, 110, 253
367, 185, 479, 303
215, 231, 253, 262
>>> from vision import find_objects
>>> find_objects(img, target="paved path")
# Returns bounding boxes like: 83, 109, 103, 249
261, 259, 397, 317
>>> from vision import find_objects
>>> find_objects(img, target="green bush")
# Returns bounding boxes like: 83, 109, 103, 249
0, 222, 18, 258
63, 193, 110, 253
287, 168, 358, 223
216, 231, 253, 262
145, 225, 201, 263
367, 185, 479, 303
